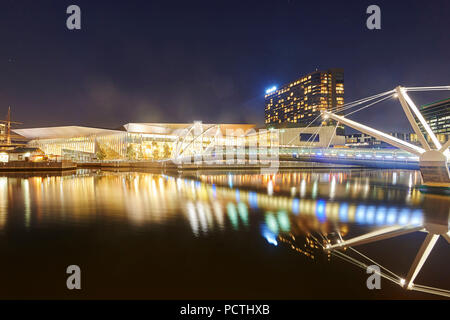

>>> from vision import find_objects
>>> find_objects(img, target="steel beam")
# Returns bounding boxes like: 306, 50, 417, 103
328, 225, 423, 249
405, 233, 440, 289
443, 232, 450, 244
400, 88, 442, 150
396, 86, 431, 151
323, 111, 425, 156
439, 139, 450, 157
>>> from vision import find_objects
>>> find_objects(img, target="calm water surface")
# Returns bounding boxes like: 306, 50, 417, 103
0, 168, 448, 299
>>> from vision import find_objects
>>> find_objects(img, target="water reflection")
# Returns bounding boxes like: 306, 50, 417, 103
0, 177, 7, 229
0, 169, 448, 298
0, 169, 446, 235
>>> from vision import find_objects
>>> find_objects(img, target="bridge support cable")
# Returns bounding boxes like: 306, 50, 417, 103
326, 122, 339, 149
328, 90, 395, 114
328, 90, 395, 115
348, 247, 401, 281
284, 90, 395, 147
177, 124, 220, 158
344, 94, 394, 116
285, 113, 322, 146
306, 122, 324, 147
330, 250, 401, 285
201, 125, 222, 156
329, 244, 450, 298
174, 123, 196, 158
333, 228, 402, 281
321, 85, 450, 185
326, 227, 450, 297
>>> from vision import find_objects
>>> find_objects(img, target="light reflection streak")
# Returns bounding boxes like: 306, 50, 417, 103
22, 179, 31, 229
0, 171, 435, 239
0, 177, 7, 229
0, 170, 446, 297
187, 201, 199, 236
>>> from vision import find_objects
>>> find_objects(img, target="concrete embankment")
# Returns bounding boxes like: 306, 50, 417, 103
0, 160, 76, 171
78, 160, 360, 171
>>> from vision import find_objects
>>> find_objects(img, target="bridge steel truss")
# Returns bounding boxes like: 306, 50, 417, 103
322, 85, 450, 187
322, 85, 450, 296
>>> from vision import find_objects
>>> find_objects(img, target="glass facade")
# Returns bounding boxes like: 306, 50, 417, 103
420, 98, 450, 135
28, 132, 129, 161
19, 123, 260, 162
265, 68, 344, 127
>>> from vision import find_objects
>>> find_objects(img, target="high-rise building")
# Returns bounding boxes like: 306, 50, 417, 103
264, 68, 344, 127
419, 97, 450, 135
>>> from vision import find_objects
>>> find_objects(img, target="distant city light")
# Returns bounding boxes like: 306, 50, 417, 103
265, 86, 277, 94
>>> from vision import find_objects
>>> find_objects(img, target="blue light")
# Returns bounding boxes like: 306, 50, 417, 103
375, 207, 387, 225
339, 203, 349, 222
316, 200, 326, 222
261, 224, 278, 246
386, 207, 397, 225
398, 209, 410, 225
265, 86, 277, 94
410, 209, 423, 225
292, 198, 300, 215
249, 191, 258, 209
212, 184, 216, 198
356, 205, 366, 224
366, 206, 376, 224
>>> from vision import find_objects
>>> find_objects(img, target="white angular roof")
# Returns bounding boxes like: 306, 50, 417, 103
13, 123, 257, 140
13, 126, 122, 140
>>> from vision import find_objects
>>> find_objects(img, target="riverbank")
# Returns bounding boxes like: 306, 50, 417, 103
0, 160, 76, 171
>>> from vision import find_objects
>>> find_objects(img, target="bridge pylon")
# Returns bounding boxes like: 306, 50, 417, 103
322, 85, 450, 190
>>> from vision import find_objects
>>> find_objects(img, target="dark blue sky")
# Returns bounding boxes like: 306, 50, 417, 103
1, 0, 449, 132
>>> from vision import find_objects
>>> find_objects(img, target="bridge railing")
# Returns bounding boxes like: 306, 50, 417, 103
283, 147, 423, 164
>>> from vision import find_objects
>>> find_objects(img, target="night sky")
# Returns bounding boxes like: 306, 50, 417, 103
1, 0, 449, 132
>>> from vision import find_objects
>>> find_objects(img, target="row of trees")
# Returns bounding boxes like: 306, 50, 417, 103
126, 142, 172, 160
95, 141, 172, 161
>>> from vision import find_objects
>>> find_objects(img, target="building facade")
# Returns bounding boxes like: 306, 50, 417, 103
6, 147, 44, 162
265, 68, 344, 127
13, 123, 257, 162
420, 97, 450, 135
345, 132, 448, 148
279, 126, 345, 147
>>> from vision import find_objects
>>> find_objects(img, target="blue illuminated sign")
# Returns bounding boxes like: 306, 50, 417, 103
265, 86, 277, 94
